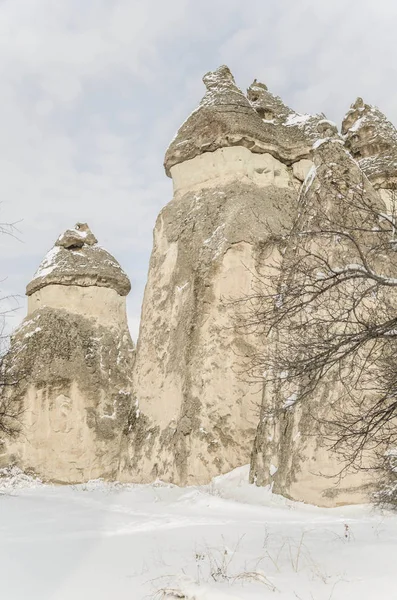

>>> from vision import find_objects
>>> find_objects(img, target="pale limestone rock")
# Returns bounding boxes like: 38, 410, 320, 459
250, 139, 385, 506
129, 66, 300, 486
4, 66, 396, 509
1, 225, 135, 483
129, 173, 297, 485
171, 147, 292, 194
56, 222, 98, 248
292, 159, 313, 182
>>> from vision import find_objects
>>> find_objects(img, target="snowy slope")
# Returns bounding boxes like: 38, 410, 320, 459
0, 466, 396, 599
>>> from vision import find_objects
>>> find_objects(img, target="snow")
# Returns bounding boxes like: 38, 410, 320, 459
176, 282, 189, 292
283, 391, 298, 409
58, 228, 88, 242
14, 314, 40, 333
348, 116, 364, 133
33, 245, 61, 278
317, 118, 337, 129
333, 263, 368, 274
0, 465, 396, 599
302, 165, 317, 192
312, 138, 327, 149
284, 113, 312, 127
332, 263, 397, 285
204, 224, 226, 245
24, 326, 41, 338
312, 138, 345, 150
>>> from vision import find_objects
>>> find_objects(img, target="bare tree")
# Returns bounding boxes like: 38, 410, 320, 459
236, 153, 397, 506
0, 220, 24, 445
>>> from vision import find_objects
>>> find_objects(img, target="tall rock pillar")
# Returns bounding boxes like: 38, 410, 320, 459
1, 223, 135, 483
130, 66, 316, 485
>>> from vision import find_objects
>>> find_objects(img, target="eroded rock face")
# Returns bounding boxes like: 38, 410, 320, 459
249, 139, 387, 506
129, 170, 298, 485
130, 66, 331, 486
247, 79, 339, 146
5, 66, 395, 509
342, 98, 397, 189
1, 225, 135, 483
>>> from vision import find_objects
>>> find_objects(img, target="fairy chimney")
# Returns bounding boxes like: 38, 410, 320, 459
1, 223, 135, 483
128, 66, 334, 485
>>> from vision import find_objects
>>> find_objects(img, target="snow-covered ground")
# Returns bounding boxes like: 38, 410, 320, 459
0, 466, 396, 600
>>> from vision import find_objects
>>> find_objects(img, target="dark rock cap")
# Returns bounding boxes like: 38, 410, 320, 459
164, 66, 343, 176
27, 223, 131, 297
164, 66, 314, 176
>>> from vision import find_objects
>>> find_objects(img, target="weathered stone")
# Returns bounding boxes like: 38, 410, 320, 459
5, 66, 397, 510
165, 66, 313, 177
292, 159, 313, 182
55, 223, 98, 249
250, 138, 387, 506
1, 225, 135, 483
27, 223, 131, 297
247, 79, 339, 146
129, 173, 297, 485
342, 98, 397, 188
131, 67, 306, 485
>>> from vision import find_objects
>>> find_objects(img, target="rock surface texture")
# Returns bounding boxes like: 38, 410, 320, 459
3, 67, 397, 509
342, 98, 397, 194
130, 66, 330, 486
250, 139, 388, 506
1, 224, 135, 483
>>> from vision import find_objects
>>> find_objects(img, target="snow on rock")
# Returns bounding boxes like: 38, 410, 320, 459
33, 245, 61, 279
0, 466, 42, 491
342, 97, 397, 186
23, 326, 41, 339
283, 392, 298, 409
247, 78, 337, 149
26, 223, 131, 297
284, 113, 312, 127
165, 65, 275, 174
302, 164, 317, 192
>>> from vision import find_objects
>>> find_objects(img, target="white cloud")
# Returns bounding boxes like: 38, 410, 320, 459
0, 0, 396, 341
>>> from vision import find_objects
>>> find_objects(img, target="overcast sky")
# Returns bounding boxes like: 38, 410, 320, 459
0, 0, 396, 340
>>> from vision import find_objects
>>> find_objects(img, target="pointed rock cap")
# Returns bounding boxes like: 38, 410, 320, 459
247, 79, 339, 146
247, 79, 291, 123
164, 66, 312, 176
342, 98, 397, 187
299, 138, 381, 230
26, 223, 131, 297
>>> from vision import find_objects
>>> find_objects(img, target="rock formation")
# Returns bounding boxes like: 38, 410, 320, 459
342, 97, 397, 209
1, 223, 135, 483
2, 67, 397, 509
129, 66, 335, 486
249, 138, 388, 506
